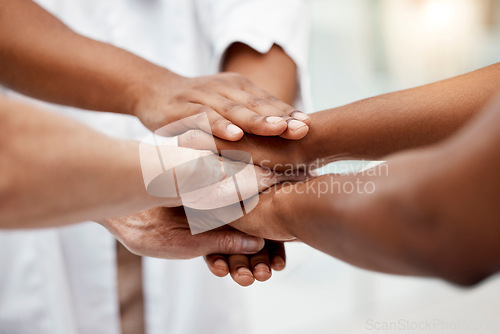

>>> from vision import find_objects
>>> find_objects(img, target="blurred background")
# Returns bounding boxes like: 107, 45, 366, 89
241, 0, 500, 333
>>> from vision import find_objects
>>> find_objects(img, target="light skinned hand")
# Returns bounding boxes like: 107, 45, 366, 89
133, 72, 311, 141
97, 207, 266, 259
177, 129, 316, 171
98, 208, 285, 286
142, 144, 302, 209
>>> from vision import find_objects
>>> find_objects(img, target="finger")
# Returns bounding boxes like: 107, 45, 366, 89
249, 244, 272, 282
198, 229, 265, 255
222, 88, 289, 118
196, 91, 288, 136
267, 241, 287, 271
241, 82, 312, 136
204, 254, 230, 277
242, 83, 311, 124
280, 119, 309, 140
228, 254, 255, 287
236, 87, 310, 140
224, 89, 310, 140
155, 103, 244, 141
205, 108, 244, 141
177, 129, 219, 153
154, 103, 215, 136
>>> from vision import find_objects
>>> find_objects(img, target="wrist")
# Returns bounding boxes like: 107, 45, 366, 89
298, 109, 347, 166
270, 186, 302, 238
127, 67, 183, 119
120, 139, 167, 209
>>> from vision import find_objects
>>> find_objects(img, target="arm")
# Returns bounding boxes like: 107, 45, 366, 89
0, 0, 308, 140
180, 63, 500, 168
222, 42, 310, 138
231, 96, 500, 286
0, 97, 162, 228
223, 43, 299, 107
0, 97, 280, 229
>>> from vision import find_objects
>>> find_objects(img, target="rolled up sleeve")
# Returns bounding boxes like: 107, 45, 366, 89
198, 0, 312, 112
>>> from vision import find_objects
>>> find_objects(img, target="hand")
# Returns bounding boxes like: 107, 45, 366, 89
97, 207, 266, 259
205, 240, 286, 287
140, 145, 296, 208
133, 72, 311, 141
229, 184, 299, 241
177, 129, 316, 172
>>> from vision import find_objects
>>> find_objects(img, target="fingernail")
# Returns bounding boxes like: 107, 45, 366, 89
214, 259, 228, 271
226, 124, 243, 136
237, 267, 253, 276
287, 119, 307, 132
273, 256, 286, 270
242, 237, 264, 253
292, 111, 310, 122
266, 116, 286, 125
255, 263, 271, 273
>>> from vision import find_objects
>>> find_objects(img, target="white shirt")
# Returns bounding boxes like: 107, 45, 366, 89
0, 1, 310, 333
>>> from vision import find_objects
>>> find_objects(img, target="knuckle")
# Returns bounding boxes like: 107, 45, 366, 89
283, 106, 297, 115
246, 97, 265, 109
218, 234, 237, 252
197, 106, 213, 115
266, 95, 281, 103
246, 114, 265, 133
223, 102, 243, 114
211, 117, 230, 130
172, 92, 189, 103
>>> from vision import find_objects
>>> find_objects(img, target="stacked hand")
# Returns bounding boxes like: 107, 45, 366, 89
133, 72, 311, 141
98, 207, 287, 287
106, 61, 314, 286
103, 142, 301, 286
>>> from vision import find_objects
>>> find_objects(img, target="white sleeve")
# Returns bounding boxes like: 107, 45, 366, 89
197, 0, 312, 113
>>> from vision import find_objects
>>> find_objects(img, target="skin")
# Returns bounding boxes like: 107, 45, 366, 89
102, 40, 304, 286
0, 0, 310, 141
179, 62, 500, 170
177, 62, 500, 286
230, 96, 500, 287
203, 42, 301, 286
96, 207, 268, 260
0, 0, 307, 285
0, 97, 278, 230
103, 42, 304, 286
0, 97, 162, 228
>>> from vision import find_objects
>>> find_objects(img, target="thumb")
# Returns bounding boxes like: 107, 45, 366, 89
197, 229, 265, 255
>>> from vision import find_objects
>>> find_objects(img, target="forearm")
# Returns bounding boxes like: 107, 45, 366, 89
276, 99, 500, 284
0, 0, 174, 115
0, 98, 162, 229
300, 63, 500, 162
274, 173, 432, 277
223, 42, 298, 105
181, 63, 500, 170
